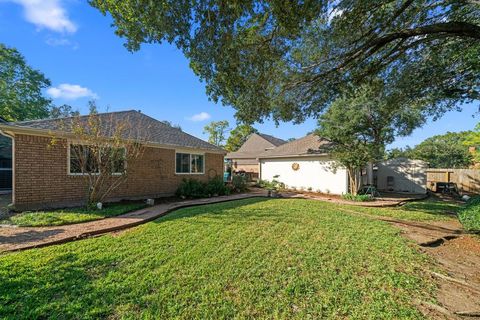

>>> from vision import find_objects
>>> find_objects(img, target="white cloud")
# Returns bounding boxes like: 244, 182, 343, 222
187, 112, 211, 122
45, 37, 79, 49
12, 0, 77, 33
47, 84, 98, 100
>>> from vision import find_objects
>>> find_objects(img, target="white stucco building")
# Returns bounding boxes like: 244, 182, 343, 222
375, 158, 428, 194
258, 134, 348, 195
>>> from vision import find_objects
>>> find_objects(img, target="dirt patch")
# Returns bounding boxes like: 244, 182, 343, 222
395, 220, 480, 318
334, 199, 480, 319
280, 190, 425, 207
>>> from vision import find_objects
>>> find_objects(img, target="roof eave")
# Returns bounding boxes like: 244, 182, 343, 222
257, 153, 330, 160
0, 124, 226, 154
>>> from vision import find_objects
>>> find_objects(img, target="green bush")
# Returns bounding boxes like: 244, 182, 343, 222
232, 175, 248, 192
206, 176, 228, 196
342, 193, 373, 202
176, 177, 231, 199
257, 177, 285, 191
176, 178, 207, 198
458, 196, 480, 232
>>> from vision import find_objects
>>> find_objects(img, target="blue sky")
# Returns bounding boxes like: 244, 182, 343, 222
1, 0, 477, 149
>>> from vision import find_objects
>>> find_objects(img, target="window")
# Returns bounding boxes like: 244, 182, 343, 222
191, 154, 204, 173
102, 147, 126, 174
69, 144, 126, 175
175, 153, 204, 174
70, 145, 98, 174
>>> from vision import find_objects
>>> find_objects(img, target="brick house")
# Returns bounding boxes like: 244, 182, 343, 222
0, 110, 225, 210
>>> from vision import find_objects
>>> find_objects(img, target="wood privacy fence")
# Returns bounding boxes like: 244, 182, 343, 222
426, 169, 480, 194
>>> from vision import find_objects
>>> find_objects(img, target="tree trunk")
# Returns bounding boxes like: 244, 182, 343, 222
347, 167, 360, 195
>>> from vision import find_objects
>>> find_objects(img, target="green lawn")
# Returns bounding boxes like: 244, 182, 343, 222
342, 199, 463, 222
0, 198, 435, 319
458, 197, 480, 232
0, 202, 146, 227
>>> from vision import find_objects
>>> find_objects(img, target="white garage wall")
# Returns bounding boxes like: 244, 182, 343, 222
260, 157, 348, 195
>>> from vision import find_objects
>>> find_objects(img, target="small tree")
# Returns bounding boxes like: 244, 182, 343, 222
203, 120, 229, 147
49, 104, 80, 118
317, 81, 425, 194
52, 104, 151, 207
225, 124, 257, 152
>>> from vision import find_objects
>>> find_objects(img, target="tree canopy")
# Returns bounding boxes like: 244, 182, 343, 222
387, 131, 473, 168
0, 43, 52, 121
465, 123, 480, 164
49, 104, 80, 119
224, 124, 258, 152
317, 80, 425, 194
91, 0, 480, 124
203, 120, 230, 147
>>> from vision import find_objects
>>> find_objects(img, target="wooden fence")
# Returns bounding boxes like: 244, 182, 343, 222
426, 169, 480, 194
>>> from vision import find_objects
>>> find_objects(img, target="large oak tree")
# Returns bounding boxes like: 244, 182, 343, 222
90, 0, 480, 123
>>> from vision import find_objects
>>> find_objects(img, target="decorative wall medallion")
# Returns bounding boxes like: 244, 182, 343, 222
292, 163, 300, 171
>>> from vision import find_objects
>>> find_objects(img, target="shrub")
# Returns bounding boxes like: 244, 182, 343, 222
232, 175, 248, 192
458, 196, 480, 232
258, 178, 285, 191
176, 178, 207, 198
256, 180, 269, 188
176, 177, 231, 198
342, 193, 373, 202
206, 176, 228, 196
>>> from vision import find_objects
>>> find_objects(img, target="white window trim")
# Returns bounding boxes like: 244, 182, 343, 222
67, 143, 127, 176
175, 151, 205, 175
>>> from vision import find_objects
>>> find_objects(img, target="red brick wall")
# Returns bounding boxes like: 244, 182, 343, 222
14, 134, 224, 210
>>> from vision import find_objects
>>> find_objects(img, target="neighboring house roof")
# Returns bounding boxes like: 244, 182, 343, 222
257, 134, 331, 159
3, 110, 224, 153
257, 133, 287, 147
226, 133, 286, 159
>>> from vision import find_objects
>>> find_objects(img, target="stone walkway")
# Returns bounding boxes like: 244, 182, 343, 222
0, 190, 267, 253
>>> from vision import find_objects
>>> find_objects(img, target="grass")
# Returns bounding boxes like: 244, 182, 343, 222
0, 198, 435, 319
458, 197, 480, 232
341, 193, 373, 202
0, 202, 147, 227
342, 199, 463, 222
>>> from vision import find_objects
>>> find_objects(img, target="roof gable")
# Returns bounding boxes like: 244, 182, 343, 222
226, 133, 286, 159
258, 134, 331, 158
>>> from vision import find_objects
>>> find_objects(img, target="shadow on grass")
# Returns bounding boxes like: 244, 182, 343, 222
401, 199, 463, 216
0, 251, 118, 318
152, 197, 274, 224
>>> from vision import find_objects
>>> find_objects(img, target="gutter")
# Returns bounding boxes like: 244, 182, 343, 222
257, 153, 330, 160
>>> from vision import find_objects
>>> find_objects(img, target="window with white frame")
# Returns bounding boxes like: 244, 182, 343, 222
175, 152, 204, 174
69, 144, 126, 175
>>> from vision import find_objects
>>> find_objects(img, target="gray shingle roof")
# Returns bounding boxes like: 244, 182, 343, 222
11, 110, 224, 152
225, 132, 286, 159
257, 133, 286, 147
257, 134, 331, 158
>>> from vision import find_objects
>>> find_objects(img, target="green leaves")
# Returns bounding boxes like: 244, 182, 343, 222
0, 43, 51, 121
391, 131, 473, 168
89, 0, 480, 124
224, 124, 257, 152
203, 120, 229, 147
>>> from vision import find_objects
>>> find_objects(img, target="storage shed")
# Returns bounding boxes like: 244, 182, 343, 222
375, 158, 428, 194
